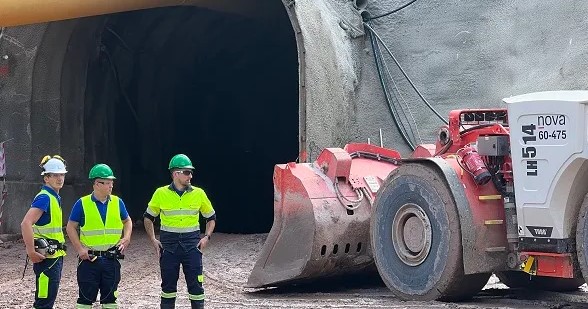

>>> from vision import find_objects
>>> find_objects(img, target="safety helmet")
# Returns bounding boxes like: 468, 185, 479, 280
88, 163, 116, 180
168, 154, 194, 170
40, 156, 67, 175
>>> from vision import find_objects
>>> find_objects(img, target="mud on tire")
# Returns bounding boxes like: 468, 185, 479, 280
370, 163, 490, 301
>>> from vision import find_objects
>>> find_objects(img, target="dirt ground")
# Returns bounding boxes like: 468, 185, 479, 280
2, 230, 588, 309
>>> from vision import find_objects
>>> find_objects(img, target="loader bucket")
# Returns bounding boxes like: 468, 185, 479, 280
247, 144, 401, 288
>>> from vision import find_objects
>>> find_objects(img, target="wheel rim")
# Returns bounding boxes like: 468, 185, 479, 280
392, 203, 432, 266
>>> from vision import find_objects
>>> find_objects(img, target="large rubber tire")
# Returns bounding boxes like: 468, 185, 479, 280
496, 271, 584, 291
370, 163, 490, 301
576, 194, 588, 286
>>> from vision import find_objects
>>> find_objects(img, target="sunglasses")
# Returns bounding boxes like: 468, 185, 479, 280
176, 170, 192, 176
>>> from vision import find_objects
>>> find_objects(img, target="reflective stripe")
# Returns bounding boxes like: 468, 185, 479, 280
160, 225, 199, 233
102, 303, 118, 309
32, 190, 65, 247
81, 229, 123, 236
201, 210, 215, 218
160, 209, 199, 216
37, 272, 49, 298
189, 293, 205, 301
76, 304, 92, 309
161, 291, 177, 299
198, 274, 204, 283
80, 195, 123, 250
146, 207, 158, 217
86, 244, 114, 251
33, 226, 63, 234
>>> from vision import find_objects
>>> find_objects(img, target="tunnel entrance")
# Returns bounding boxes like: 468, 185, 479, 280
71, 6, 299, 233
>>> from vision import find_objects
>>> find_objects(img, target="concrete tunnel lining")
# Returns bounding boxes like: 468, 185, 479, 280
29, 5, 300, 234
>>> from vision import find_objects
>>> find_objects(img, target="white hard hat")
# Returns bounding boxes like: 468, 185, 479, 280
41, 158, 67, 175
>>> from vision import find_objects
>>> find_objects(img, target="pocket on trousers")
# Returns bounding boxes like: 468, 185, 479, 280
38, 272, 49, 299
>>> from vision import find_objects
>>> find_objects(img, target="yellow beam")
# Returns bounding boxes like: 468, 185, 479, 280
478, 194, 502, 201
0, 0, 277, 27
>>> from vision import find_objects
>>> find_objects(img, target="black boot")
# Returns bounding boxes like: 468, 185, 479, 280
191, 301, 204, 309
160, 299, 175, 309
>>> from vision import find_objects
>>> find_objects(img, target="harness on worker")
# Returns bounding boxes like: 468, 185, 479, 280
22, 237, 67, 280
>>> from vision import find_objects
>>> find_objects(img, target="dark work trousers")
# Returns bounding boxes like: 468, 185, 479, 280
33, 257, 63, 309
76, 257, 121, 307
160, 246, 204, 308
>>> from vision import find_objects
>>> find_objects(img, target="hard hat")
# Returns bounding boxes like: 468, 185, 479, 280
89, 163, 116, 179
169, 154, 194, 170
40, 157, 67, 175
34, 238, 56, 256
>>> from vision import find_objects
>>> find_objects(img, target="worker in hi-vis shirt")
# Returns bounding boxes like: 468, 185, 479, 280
144, 154, 216, 309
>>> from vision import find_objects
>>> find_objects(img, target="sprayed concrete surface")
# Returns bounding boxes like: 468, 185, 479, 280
1, 230, 587, 308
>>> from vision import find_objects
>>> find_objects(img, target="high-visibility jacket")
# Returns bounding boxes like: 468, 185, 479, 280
147, 185, 215, 233
80, 194, 123, 251
32, 189, 66, 258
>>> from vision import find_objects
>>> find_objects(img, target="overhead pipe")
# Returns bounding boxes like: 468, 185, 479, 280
0, 0, 273, 27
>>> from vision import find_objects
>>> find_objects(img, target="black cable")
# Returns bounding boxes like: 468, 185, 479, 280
367, 0, 418, 21
105, 27, 133, 54
376, 41, 419, 147
368, 23, 416, 150
101, 45, 140, 125
379, 44, 421, 145
22, 256, 29, 280
364, 23, 449, 125
349, 151, 403, 165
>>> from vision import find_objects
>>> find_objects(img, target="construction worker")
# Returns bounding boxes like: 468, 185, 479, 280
66, 163, 132, 309
144, 154, 216, 309
20, 155, 68, 309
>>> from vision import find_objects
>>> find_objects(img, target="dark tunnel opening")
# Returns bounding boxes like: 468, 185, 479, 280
73, 6, 299, 233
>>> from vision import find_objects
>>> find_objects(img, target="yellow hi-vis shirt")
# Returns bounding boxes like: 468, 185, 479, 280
80, 194, 123, 251
32, 189, 66, 258
146, 185, 215, 233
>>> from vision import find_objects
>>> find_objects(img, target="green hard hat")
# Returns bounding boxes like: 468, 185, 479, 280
89, 163, 116, 179
169, 154, 194, 170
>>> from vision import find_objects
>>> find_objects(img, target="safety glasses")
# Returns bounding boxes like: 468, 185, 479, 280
176, 170, 192, 176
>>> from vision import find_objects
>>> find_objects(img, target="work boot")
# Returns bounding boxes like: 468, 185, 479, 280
160, 301, 175, 309
191, 301, 204, 309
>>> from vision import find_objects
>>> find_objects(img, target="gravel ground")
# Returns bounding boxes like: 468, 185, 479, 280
1, 230, 588, 308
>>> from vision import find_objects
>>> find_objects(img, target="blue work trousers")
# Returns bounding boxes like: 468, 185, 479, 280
76, 257, 121, 308
33, 257, 63, 309
160, 246, 204, 307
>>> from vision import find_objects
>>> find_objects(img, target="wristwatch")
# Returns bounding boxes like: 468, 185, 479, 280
204, 234, 211, 240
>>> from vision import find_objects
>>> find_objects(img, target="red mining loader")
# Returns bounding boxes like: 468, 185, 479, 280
248, 91, 588, 300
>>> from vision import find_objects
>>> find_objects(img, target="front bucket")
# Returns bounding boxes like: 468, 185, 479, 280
246, 162, 373, 288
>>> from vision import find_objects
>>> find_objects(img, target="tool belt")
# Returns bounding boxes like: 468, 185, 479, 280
88, 249, 125, 260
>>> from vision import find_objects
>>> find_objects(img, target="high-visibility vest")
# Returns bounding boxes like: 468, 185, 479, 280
156, 187, 204, 233
80, 194, 123, 251
32, 189, 66, 258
